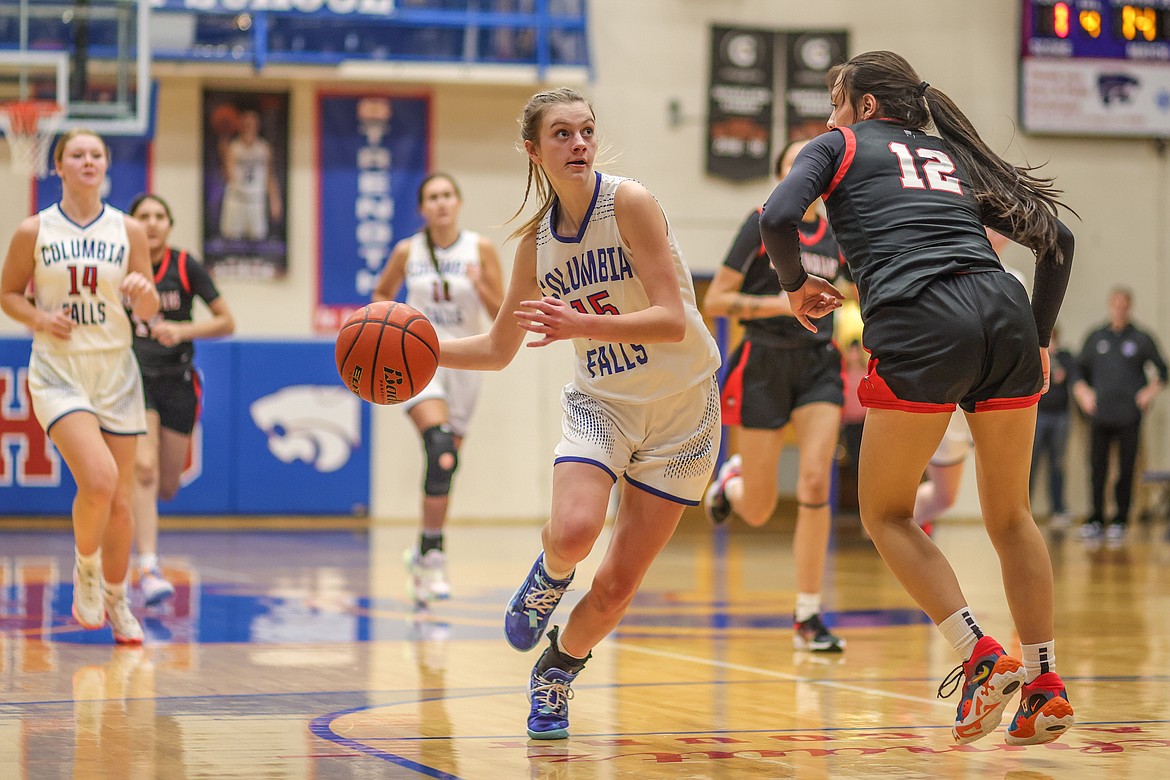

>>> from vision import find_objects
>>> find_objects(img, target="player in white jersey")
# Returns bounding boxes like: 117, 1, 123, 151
372, 173, 504, 606
1, 129, 159, 645
437, 88, 721, 739
218, 110, 281, 241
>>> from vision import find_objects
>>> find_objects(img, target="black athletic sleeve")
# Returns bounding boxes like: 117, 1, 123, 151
983, 214, 1075, 348
1142, 331, 1169, 383
759, 132, 842, 292
185, 254, 223, 307
722, 210, 764, 274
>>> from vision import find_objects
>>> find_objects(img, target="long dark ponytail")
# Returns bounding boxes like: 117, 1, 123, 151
828, 50, 1072, 262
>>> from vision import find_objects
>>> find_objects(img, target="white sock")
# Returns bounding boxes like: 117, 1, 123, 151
1021, 641, 1056, 682
103, 579, 127, 602
795, 592, 822, 623
138, 553, 159, 572
938, 607, 983, 661
540, 554, 573, 582
76, 548, 101, 573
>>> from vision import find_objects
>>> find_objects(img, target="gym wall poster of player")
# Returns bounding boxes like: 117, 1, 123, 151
202, 90, 290, 280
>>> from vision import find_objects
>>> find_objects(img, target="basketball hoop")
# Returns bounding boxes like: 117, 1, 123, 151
0, 101, 63, 179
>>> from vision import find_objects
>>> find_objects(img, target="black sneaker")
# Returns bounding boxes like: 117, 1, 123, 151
793, 613, 846, 653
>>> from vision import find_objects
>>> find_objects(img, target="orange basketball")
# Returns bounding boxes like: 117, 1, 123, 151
209, 103, 241, 138
335, 301, 439, 405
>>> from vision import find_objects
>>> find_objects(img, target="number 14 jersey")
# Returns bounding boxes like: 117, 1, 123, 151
33, 204, 134, 355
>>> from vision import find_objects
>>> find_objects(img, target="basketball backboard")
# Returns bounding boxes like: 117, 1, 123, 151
0, 0, 150, 136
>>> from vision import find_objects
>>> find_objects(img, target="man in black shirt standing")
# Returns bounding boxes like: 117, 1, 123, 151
1073, 287, 1168, 541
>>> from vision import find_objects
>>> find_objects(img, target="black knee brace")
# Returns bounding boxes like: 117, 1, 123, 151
422, 424, 458, 496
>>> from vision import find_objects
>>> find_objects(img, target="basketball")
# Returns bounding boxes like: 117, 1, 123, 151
335, 301, 440, 405
209, 102, 241, 138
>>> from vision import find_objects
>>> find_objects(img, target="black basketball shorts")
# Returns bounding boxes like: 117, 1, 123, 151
141, 367, 203, 435
721, 340, 844, 430
859, 270, 1042, 414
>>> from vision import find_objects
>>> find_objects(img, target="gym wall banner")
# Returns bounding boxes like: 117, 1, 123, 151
314, 92, 431, 333
707, 26, 775, 182
706, 27, 848, 182
202, 90, 291, 281
0, 338, 369, 517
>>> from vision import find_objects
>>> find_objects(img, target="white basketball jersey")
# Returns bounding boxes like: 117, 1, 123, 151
535, 173, 720, 403
403, 230, 488, 340
227, 138, 271, 200
33, 204, 134, 354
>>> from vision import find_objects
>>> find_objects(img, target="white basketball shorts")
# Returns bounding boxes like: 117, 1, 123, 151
28, 348, 147, 435
554, 375, 721, 505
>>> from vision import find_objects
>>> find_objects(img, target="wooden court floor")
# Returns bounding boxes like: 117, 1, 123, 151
1, 516, 1168, 779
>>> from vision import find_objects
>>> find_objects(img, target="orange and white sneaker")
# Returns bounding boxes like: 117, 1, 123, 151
938, 635, 1026, 745
1005, 672, 1074, 746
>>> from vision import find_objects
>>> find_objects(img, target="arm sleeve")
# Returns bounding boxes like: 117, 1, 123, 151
721, 211, 764, 274
759, 132, 842, 292
1144, 332, 1169, 382
186, 255, 222, 306
1059, 350, 1082, 386
1078, 333, 1095, 386
983, 213, 1075, 348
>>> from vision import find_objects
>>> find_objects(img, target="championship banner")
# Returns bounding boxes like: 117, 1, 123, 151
33, 135, 152, 215
314, 92, 431, 333
783, 31, 848, 143
706, 25, 774, 181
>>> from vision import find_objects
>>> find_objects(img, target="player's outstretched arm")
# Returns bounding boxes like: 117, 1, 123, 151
440, 231, 538, 371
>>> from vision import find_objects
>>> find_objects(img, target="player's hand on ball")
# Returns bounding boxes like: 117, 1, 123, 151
516, 296, 583, 347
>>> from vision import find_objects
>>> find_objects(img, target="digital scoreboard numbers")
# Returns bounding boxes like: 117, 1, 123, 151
1021, 0, 1170, 136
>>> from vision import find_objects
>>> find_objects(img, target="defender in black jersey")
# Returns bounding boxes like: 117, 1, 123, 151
129, 194, 236, 606
702, 139, 850, 653
760, 51, 1076, 747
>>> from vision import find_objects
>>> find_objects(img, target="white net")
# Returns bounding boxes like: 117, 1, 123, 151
0, 102, 63, 179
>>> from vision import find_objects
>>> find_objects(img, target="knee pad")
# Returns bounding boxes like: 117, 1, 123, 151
422, 424, 458, 496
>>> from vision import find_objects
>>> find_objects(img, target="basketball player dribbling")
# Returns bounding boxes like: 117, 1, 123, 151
760, 51, 1077, 746
1, 129, 160, 644
372, 173, 505, 606
437, 87, 721, 739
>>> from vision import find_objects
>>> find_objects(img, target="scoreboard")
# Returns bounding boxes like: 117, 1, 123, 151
1021, 0, 1170, 136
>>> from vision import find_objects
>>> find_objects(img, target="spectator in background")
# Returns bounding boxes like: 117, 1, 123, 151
1031, 325, 1079, 529
1073, 287, 1167, 541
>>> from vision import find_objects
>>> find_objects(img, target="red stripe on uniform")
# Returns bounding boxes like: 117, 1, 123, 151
154, 247, 173, 284
720, 342, 752, 427
823, 127, 856, 200
858, 355, 956, 413
973, 393, 1040, 412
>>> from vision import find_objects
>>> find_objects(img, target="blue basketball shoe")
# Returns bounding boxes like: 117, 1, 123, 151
505, 553, 573, 652
527, 665, 579, 740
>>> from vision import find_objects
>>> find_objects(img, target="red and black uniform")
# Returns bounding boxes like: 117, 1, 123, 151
720, 209, 849, 429
760, 119, 1074, 414
130, 248, 223, 434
